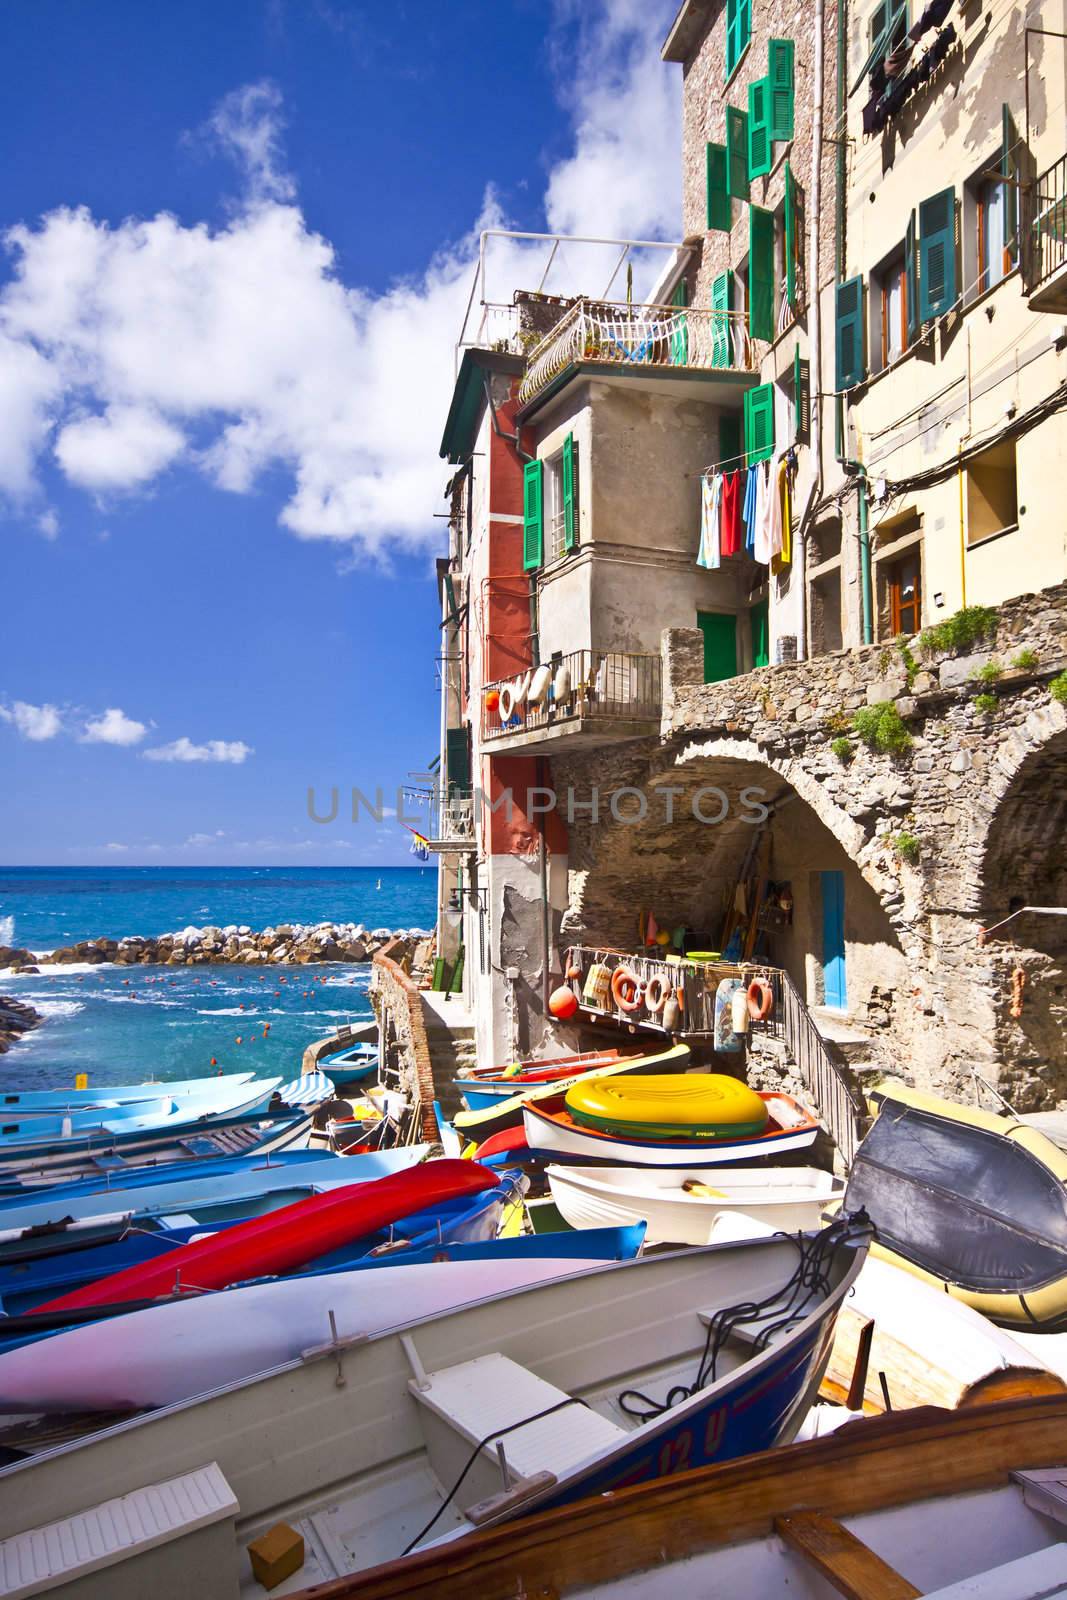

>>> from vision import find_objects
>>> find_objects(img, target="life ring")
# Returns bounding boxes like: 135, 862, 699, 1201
611, 964, 644, 1013
514, 671, 531, 708
553, 664, 572, 702
498, 682, 516, 723
644, 974, 671, 1013
529, 665, 552, 705
746, 977, 774, 1021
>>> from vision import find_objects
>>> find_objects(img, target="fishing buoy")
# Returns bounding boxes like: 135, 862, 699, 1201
264, 1022, 271, 1031
549, 984, 579, 1020
485, 689, 500, 712
730, 988, 750, 1035
528, 664, 552, 705
552, 663, 572, 702
746, 977, 774, 1021
235, 1036, 242, 1044
210, 1058, 217, 1066
662, 994, 681, 1031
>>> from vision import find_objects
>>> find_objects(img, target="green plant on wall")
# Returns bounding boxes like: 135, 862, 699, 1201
851, 701, 913, 755
974, 692, 998, 715
892, 830, 921, 864
919, 604, 997, 656
1012, 648, 1039, 671
831, 736, 854, 763
971, 659, 1003, 685
825, 709, 851, 735
1051, 670, 1067, 705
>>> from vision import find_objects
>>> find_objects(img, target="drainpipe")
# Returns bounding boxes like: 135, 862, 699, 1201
839, 459, 873, 644
536, 756, 552, 1019
794, 0, 826, 663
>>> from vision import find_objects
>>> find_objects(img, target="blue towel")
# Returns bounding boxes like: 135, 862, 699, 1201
743, 464, 759, 553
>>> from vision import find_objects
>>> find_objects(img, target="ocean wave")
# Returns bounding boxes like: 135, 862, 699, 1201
29, 1000, 85, 1019
6, 961, 119, 977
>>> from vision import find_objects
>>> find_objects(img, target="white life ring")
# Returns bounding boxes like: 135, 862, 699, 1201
553, 664, 572, 702
529, 665, 552, 706
644, 974, 671, 1014
514, 671, 531, 708
498, 682, 516, 723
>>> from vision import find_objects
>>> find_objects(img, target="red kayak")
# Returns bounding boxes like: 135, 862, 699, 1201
474, 1125, 530, 1161
32, 1159, 498, 1315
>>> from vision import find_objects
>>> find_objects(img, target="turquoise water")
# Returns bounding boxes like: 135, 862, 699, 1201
0, 867, 437, 1092
0, 866, 436, 950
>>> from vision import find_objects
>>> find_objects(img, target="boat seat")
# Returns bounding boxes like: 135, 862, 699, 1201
408, 1352, 625, 1484
0, 1462, 239, 1599
698, 1309, 770, 1350
88, 1154, 128, 1171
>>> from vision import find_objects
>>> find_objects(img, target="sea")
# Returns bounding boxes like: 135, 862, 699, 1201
0, 866, 437, 1094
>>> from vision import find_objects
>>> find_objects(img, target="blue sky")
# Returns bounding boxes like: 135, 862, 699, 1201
2, 0, 679, 865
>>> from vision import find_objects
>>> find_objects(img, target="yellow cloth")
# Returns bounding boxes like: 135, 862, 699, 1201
772, 457, 792, 575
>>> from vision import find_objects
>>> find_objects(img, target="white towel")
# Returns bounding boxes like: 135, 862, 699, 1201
698, 473, 722, 569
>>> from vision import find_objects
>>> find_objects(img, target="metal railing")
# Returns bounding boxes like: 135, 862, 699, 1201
424, 792, 476, 851
518, 300, 764, 405
482, 650, 661, 743
1023, 151, 1067, 295
766, 967, 865, 1166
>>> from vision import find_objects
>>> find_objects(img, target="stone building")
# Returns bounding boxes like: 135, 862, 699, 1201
424, 0, 1067, 1112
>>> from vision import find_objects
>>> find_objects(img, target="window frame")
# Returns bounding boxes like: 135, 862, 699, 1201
724, 0, 752, 86
543, 451, 569, 565
884, 547, 922, 638
872, 247, 908, 372
966, 439, 1018, 548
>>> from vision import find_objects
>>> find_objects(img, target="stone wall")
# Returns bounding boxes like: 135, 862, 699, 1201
369, 943, 440, 1142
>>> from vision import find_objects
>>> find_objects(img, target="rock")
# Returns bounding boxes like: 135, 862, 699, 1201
939, 651, 989, 689
0, 947, 34, 970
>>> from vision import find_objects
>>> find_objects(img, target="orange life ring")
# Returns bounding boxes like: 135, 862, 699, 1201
746, 977, 774, 1021
644, 974, 671, 1013
611, 964, 644, 1013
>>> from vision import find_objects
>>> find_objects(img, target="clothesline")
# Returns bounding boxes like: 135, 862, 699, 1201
697, 452, 796, 573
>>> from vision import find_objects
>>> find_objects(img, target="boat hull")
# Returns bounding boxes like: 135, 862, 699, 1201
454, 1043, 691, 1142
525, 1094, 819, 1168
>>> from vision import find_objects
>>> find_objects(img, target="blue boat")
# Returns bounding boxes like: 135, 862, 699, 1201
0, 1071, 257, 1113
0, 1145, 428, 1236
317, 1041, 379, 1088
334, 1220, 646, 1271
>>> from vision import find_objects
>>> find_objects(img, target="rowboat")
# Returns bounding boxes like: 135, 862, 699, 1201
453, 1042, 691, 1142
0, 1075, 283, 1156
457, 1050, 622, 1084
0, 1146, 427, 1236
0, 1070, 256, 1113
305, 1395, 1067, 1600
547, 1164, 841, 1244
318, 1041, 379, 1087
0, 1216, 869, 1594
524, 1090, 820, 1166
844, 1080, 1067, 1330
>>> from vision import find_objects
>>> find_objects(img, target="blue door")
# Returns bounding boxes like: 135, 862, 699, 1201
821, 870, 847, 1010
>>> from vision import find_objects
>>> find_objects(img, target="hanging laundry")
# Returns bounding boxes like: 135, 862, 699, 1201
697, 473, 722, 569
884, 39, 913, 76
754, 460, 774, 565
870, 58, 888, 96
742, 464, 759, 555
765, 454, 783, 564
721, 470, 743, 556
908, 0, 951, 39
772, 457, 793, 575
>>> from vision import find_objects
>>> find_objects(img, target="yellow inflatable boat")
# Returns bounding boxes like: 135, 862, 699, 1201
566, 1073, 769, 1141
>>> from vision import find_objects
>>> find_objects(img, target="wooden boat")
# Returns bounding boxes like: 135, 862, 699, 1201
525, 1090, 819, 1167
0, 1075, 283, 1157
822, 1254, 1067, 1413
297, 1395, 1067, 1600
453, 1043, 691, 1142
0, 1146, 426, 1240
547, 1164, 842, 1245
348, 1222, 646, 1271
0, 1216, 869, 1591
28, 1160, 502, 1316
457, 1050, 622, 1085
0, 1070, 256, 1113
844, 1080, 1067, 1330
318, 1041, 379, 1087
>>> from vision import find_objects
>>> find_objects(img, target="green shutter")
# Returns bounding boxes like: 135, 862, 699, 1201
835, 275, 865, 390
784, 161, 797, 308
748, 79, 772, 179
562, 434, 577, 551
769, 39, 795, 141
1002, 104, 1020, 267
750, 599, 770, 668
670, 277, 689, 365
445, 726, 470, 797
793, 346, 810, 441
905, 210, 918, 346
711, 270, 734, 369
720, 411, 742, 471
749, 204, 775, 341
522, 458, 543, 572
726, 106, 749, 201
706, 142, 730, 231
725, 0, 751, 79
918, 187, 957, 321
744, 382, 775, 464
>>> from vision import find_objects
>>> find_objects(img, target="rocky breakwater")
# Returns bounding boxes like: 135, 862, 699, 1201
0, 995, 42, 1054
0, 922, 419, 972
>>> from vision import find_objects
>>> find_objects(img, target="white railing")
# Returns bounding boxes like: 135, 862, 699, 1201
518, 301, 763, 405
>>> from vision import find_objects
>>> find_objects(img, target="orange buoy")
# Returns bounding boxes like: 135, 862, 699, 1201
210, 1057, 217, 1066
235, 1036, 242, 1044
549, 984, 579, 1020
485, 689, 500, 712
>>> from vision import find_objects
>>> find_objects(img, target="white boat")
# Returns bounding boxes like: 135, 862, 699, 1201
524, 1090, 819, 1167
546, 1164, 842, 1245
0, 1218, 868, 1596
0, 1071, 256, 1113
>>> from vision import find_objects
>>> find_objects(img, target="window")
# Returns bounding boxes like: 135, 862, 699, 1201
885, 549, 922, 636
867, 0, 907, 63
725, 0, 751, 81
967, 440, 1017, 545
875, 250, 908, 370
544, 438, 579, 563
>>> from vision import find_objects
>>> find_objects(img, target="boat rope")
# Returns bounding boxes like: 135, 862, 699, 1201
401, 1395, 590, 1556
618, 1214, 871, 1424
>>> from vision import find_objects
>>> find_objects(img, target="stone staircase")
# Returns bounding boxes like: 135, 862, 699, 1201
420, 993, 478, 1121
809, 1009, 890, 1092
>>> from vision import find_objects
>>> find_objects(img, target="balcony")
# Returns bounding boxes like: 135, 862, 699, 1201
1024, 152, 1067, 312
481, 649, 661, 751
518, 300, 765, 410
422, 793, 476, 854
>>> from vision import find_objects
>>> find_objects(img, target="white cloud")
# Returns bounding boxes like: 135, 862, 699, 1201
0, 700, 63, 740
104, 841, 128, 852
81, 706, 147, 746
0, 4, 679, 552
184, 829, 227, 846
55, 405, 185, 491
144, 736, 253, 764
37, 508, 59, 539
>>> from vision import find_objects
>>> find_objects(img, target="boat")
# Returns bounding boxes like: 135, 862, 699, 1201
307, 1394, 1067, 1600
348, 1222, 646, 1271
0, 1070, 257, 1113
565, 1073, 771, 1140
0, 1215, 869, 1591
456, 1049, 622, 1084
453, 1042, 692, 1142
547, 1164, 842, 1245
821, 1254, 1066, 1413
317, 1040, 380, 1088
0, 1075, 283, 1155
524, 1090, 820, 1167
843, 1080, 1067, 1330
25, 1160, 504, 1316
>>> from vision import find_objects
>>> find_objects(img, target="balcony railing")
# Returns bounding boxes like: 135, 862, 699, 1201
1023, 151, 1067, 301
423, 792, 476, 853
482, 650, 661, 744
518, 300, 764, 406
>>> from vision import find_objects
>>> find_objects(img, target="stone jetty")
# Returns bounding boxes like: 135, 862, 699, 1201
0, 995, 42, 1054
0, 922, 422, 973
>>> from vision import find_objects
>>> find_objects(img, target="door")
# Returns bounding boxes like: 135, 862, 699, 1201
697, 611, 737, 684
887, 550, 921, 637
821, 870, 847, 1011
750, 599, 770, 667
